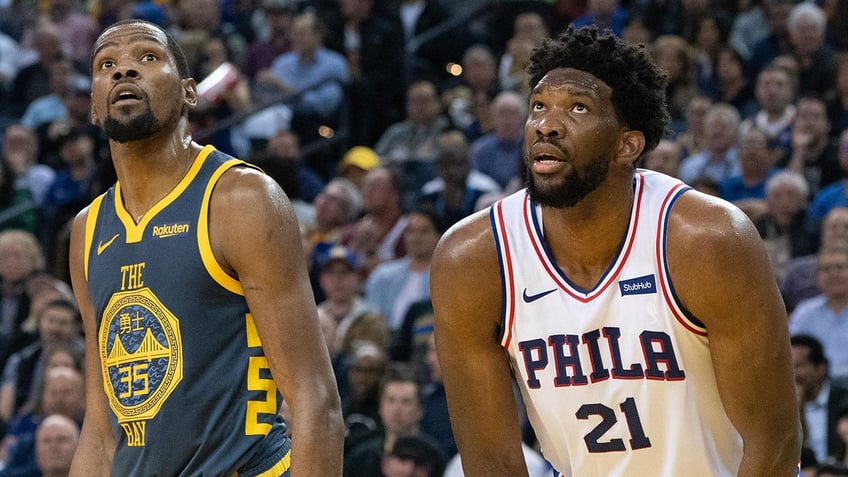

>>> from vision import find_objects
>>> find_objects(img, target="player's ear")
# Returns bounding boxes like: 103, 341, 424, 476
183, 78, 197, 109
616, 130, 645, 166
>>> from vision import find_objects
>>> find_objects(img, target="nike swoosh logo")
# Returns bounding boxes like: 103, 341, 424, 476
97, 233, 120, 255
522, 288, 557, 303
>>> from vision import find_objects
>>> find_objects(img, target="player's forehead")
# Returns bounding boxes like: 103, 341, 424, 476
532, 67, 612, 99
93, 22, 169, 58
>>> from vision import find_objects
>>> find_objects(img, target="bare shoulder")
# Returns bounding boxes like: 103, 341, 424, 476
211, 164, 290, 214
432, 208, 499, 278
666, 189, 763, 261
666, 189, 782, 327
208, 165, 300, 274
431, 208, 502, 339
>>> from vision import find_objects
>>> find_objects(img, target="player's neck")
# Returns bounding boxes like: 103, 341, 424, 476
112, 136, 199, 223
541, 180, 635, 288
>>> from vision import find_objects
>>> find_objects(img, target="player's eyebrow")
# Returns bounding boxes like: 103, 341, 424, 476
93, 34, 164, 59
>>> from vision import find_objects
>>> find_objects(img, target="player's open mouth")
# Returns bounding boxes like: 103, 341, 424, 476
111, 85, 144, 105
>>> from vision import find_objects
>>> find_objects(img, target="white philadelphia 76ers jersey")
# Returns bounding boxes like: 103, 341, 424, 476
491, 170, 743, 476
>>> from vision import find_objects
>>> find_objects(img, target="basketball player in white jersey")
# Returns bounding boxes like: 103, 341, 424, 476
430, 26, 801, 476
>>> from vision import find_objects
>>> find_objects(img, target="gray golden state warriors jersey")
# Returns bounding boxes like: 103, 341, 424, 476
83, 145, 290, 476
491, 170, 743, 476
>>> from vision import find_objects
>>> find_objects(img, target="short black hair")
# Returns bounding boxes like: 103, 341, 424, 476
526, 25, 670, 156
389, 435, 446, 476
38, 298, 81, 324
92, 19, 191, 79
791, 334, 827, 366
408, 206, 447, 235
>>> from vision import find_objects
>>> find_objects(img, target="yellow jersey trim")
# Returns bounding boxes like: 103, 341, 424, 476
114, 145, 215, 243
197, 158, 259, 295
240, 448, 291, 477
83, 194, 106, 282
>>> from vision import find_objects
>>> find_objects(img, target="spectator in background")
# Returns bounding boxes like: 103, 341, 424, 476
40, 128, 102, 281
678, 102, 742, 185
0, 297, 82, 423
172, 0, 248, 72
756, 170, 821, 282
651, 34, 700, 132
786, 2, 836, 98
34, 413, 79, 477
316, 245, 381, 352
621, 13, 652, 47
729, 0, 770, 62
417, 129, 493, 229
337, 145, 380, 190
675, 95, 713, 157
365, 208, 443, 334
784, 95, 841, 201
828, 55, 848, 138
782, 206, 848, 313
790, 334, 848, 465
192, 35, 254, 157
381, 435, 446, 477
469, 90, 526, 191
419, 331, 455, 459
20, 59, 87, 132
441, 44, 499, 135
745, 0, 795, 80
396, 0, 464, 89
344, 363, 444, 477
809, 129, 848, 220
571, 0, 628, 37
43, 0, 99, 64
241, 0, 294, 81
0, 365, 84, 476
1, 126, 53, 209
324, 0, 406, 148
713, 46, 757, 118
639, 138, 683, 178
264, 129, 325, 203
9, 22, 65, 118
341, 342, 387, 450
344, 167, 407, 269
0, 30, 20, 103
719, 126, 779, 207
375, 80, 450, 201
0, 230, 45, 371
688, 13, 730, 97
740, 63, 798, 165
0, 161, 36, 235
18, 275, 72, 339
303, 177, 362, 261
256, 11, 348, 153
498, 12, 548, 96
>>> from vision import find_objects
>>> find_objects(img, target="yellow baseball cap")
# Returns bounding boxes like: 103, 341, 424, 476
339, 146, 380, 172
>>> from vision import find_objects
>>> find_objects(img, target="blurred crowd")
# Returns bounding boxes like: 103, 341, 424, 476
0, 0, 847, 475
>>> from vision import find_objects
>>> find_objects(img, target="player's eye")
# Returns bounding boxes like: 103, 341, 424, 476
571, 103, 589, 114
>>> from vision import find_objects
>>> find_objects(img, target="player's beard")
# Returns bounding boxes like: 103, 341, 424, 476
103, 103, 162, 144
525, 153, 611, 208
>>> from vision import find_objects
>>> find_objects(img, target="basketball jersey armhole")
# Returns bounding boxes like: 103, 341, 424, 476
197, 159, 262, 296
490, 200, 515, 348
83, 194, 106, 283
655, 185, 708, 336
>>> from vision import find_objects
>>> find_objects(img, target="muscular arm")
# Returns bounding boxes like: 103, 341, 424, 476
68, 207, 115, 477
668, 192, 801, 476
431, 212, 530, 476
211, 168, 343, 476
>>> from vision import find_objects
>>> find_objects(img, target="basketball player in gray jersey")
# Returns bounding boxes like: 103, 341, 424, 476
68, 20, 343, 476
